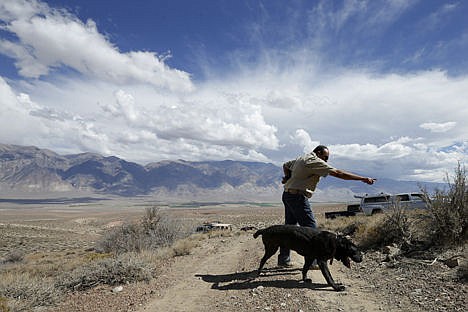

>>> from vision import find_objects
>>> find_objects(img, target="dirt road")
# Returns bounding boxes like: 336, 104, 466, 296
137, 231, 395, 312
14, 202, 461, 312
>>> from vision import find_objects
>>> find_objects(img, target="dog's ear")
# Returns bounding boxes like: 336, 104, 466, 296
329, 234, 337, 265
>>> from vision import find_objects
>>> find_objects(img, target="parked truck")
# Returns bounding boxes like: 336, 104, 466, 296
358, 192, 428, 215
325, 192, 429, 219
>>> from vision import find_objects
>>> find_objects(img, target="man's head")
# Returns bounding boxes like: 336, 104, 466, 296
313, 145, 329, 162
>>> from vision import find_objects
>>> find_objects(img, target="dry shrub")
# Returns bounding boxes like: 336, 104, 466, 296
56, 253, 153, 291
0, 271, 59, 312
84, 252, 113, 262
0, 250, 97, 312
322, 215, 367, 236
423, 162, 467, 246
325, 207, 427, 251
352, 214, 388, 249
381, 201, 412, 247
172, 234, 205, 257
97, 222, 144, 253
353, 208, 435, 251
0, 297, 9, 312
22, 252, 88, 280
171, 238, 199, 257
97, 207, 193, 254
1, 251, 24, 265
206, 230, 232, 239
459, 259, 468, 282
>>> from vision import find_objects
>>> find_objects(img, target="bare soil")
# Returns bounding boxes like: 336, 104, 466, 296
1, 198, 466, 312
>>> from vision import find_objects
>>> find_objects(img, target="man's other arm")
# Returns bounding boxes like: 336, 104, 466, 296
329, 169, 376, 185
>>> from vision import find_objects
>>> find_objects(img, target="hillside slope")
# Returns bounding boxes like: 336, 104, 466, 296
0, 143, 442, 201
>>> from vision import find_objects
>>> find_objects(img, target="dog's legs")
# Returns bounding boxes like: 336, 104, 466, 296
302, 257, 313, 282
257, 243, 279, 275
318, 261, 345, 291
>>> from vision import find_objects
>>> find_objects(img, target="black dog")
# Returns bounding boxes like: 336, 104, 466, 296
253, 224, 362, 291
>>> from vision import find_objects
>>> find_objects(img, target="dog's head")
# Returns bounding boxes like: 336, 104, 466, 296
334, 235, 362, 268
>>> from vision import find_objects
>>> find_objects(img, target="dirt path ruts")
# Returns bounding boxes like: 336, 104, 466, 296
138, 232, 395, 312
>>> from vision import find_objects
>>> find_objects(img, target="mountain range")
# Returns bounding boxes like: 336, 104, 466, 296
0, 143, 444, 202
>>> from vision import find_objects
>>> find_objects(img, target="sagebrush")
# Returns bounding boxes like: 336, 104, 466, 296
97, 207, 193, 253
56, 253, 154, 291
424, 162, 467, 245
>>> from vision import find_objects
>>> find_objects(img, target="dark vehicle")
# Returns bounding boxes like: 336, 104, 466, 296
196, 222, 232, 232
325, 203, 362, 219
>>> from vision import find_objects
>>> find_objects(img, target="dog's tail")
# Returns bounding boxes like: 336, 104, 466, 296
253, 229, 264, 239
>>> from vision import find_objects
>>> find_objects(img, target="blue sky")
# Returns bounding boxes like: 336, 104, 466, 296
0, 0, 467, 182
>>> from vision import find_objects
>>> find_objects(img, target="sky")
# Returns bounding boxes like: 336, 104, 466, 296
0, 0, 467, 183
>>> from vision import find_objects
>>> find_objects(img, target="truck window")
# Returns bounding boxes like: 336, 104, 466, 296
411, 193, 425, 201
363, 196, 389, 203
396, 194, 410, 201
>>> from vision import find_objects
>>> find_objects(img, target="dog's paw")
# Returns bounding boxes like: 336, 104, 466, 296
334, 285, 346, 291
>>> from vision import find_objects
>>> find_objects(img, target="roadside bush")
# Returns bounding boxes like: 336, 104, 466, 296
0, 297, 9, 312
97, 207, 192, 253
459, 260, 468, 282
423, 162, 467, 245
0, 251, 24, 264
56, 253, 153, 291
323, 214, 387, 249
326, 207, 431, 251
380, 201, 413, 248
0, 272, 59, 312
353, 214, 388, 249
322, 215, 366, 236
171, 237, 199, 257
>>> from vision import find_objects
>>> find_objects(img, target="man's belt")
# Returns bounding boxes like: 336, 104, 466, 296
284, 188, 304, 194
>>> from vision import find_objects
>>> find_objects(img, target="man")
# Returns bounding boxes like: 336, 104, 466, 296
278, 145, 376, 267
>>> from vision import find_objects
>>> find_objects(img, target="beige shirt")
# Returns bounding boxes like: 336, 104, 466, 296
283, 152, 335, 197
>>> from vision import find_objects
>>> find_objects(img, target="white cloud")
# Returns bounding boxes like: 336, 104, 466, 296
0, 0, 193, 91
0, 76, 280, 163
114, 90, 139, 122
0, 77, 47, 142
291, 129, 320, 153
419, 121, 457, 133
0, 0, 467, 183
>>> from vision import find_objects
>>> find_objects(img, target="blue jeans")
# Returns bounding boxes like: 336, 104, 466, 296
278, 191, 317, 264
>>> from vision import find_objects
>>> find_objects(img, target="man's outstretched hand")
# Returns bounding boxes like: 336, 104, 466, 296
362, 177, 376, 185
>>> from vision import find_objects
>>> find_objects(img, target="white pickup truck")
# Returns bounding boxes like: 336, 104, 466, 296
355, 192, 428, 216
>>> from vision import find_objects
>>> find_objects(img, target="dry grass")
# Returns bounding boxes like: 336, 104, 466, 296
0, 270, 60, 311
0, 206, 198, 311
0, 297, 9, 312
